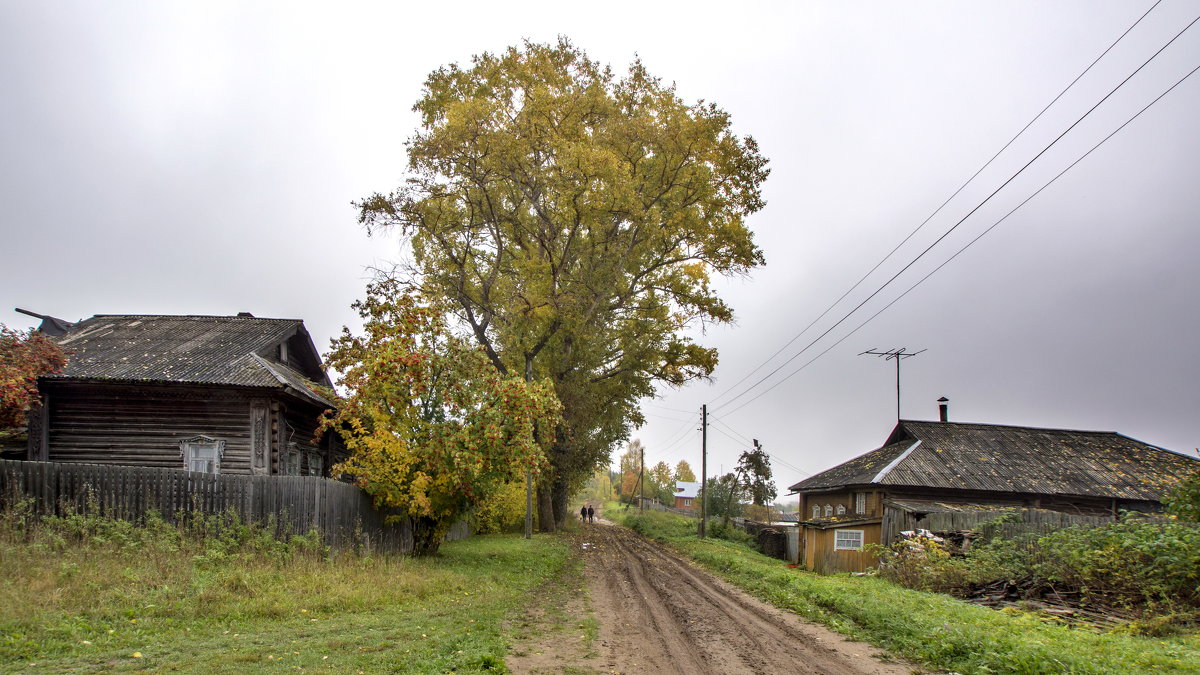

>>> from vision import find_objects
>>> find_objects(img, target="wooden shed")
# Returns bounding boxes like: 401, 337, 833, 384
25, 313, 344, 477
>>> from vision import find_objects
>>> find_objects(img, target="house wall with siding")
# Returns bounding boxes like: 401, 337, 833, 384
802, 522, 881, 573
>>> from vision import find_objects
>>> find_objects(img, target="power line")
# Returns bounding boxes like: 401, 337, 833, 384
709, 0, 1165, 408
712, 11, 1200, 414
708, 415, 812, 478
643, 402, 700, 414
719, 57, 1200, 418
642, 410, 700, 424
644, 413, 702, 460
708, 0, 1170, 408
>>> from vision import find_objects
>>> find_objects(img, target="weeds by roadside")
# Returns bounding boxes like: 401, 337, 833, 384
0, 498, 570, 672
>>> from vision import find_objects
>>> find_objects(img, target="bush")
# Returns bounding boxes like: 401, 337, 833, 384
708, 520, 754, 545
1033, 517, 1200, 611
875, 513, 1200, 620
872, 536, 969, 594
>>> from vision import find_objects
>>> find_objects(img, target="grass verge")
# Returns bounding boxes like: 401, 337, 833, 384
611, 508, 1200, 674
0, 509, 571, 673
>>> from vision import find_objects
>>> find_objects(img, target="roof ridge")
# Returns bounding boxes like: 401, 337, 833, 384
87, 314, 301, 322
902, 419, 1120, 436
870, 439, 922, 484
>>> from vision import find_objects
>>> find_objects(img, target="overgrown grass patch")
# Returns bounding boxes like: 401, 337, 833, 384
0, 505, 571, 673
610, 507, 1200, 674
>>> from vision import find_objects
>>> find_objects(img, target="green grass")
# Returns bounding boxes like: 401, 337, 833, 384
611, 508, 1200, 674
0, 508, 571, 673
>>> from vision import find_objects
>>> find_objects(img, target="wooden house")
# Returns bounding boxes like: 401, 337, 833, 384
673, 481, 699, 510
788, 417, 1199, 573
24, 313, 344, 477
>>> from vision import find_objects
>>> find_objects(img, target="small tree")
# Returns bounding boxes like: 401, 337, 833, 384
1, 325, 67, 429
673, 460, 696, 483
737, 446, 776, 507
705, 473, 746, 525
648, 461, 674, 504
322, 280, 562, 555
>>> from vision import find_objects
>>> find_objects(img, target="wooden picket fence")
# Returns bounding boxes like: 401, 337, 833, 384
0, 459, 469, 553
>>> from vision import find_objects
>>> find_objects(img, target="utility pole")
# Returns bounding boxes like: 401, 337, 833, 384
699, 404, 708, 538
639, 442, 645, 514
860, 347, 925, 420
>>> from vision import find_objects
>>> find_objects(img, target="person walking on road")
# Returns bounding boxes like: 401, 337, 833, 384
580, 504, 588, 523
587, 504, 595, 523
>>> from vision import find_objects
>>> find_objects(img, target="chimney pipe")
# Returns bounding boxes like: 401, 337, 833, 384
937, 397, 949, 423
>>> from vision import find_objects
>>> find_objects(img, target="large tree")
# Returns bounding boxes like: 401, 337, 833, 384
321, 281, 562, 554
358, 38, 768, 527
1, 325, 67, 429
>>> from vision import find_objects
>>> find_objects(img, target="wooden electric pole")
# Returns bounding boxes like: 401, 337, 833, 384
699, 404, 708, 538
860, 347, 925, 420
639, 442, 645, 514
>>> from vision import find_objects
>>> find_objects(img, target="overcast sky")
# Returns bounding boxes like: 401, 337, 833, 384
4, 1, 1198, 497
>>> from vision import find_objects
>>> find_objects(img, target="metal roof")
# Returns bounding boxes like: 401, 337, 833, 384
789, 420, 1199, 502
49, 314, 334, 407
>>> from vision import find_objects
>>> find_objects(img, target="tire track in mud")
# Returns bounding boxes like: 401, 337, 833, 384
580, 518, 916, 675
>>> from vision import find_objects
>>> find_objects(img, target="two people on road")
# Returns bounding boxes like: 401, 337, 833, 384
580, 503, 595, 523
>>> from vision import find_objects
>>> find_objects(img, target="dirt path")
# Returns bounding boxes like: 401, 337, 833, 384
509, 516, 918, 674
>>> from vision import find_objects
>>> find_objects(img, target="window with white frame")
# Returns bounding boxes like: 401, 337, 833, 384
308, 452, 324, 477
180, 435, 225, 474
835, 504, 846, 515
834, 529, 864, 551
855, 492, 867, 515
824, 504, 833, 517
812, 505, 820, 519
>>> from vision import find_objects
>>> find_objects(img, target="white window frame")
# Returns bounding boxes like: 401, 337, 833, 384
834, 529, 865, 551
855, 492, 867, 515
180, 435, 225, 474
835, 504, 846, 516
824, 504, 833, 518
811, 505, 821, 519
307, 452, 324, 477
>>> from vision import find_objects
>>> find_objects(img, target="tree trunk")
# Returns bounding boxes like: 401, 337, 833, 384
537, 483, 556, 533
551, 474, 571, 529
411, 515, 445, 556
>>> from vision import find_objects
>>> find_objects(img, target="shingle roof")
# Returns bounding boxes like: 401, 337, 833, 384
50, 314, 334, 407
789, 420, 1198, 502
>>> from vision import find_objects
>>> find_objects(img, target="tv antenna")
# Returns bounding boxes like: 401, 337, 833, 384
860, 347, 925, 420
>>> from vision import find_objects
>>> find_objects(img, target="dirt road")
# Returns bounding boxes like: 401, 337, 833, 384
575, 518, 914, 675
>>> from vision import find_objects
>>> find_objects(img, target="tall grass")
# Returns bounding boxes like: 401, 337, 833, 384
0, 497, 570, 672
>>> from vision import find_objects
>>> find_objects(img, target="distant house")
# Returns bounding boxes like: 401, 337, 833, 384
24, 313, 344, 477
788, 418, 1199, 573
674, 480, 700, 510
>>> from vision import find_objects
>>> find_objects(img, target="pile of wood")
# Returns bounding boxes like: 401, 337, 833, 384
964, 577, 1130, 627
